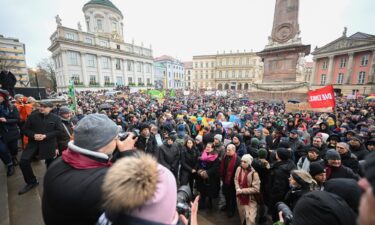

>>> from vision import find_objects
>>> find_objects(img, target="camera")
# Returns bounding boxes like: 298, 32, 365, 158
118, 129, 140, 141
276, 202, 293, 225
176, 185, 192, 219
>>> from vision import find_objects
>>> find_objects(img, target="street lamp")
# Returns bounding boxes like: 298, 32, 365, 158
31, 68, 41, 100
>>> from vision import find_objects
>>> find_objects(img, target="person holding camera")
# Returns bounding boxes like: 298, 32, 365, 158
234, 154, 260, 225
97, 152, 200, 225
42, 114, 137, 225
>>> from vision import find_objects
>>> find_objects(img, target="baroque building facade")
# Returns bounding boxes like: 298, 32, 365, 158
0, 35, 29, 87
192, 51, 263, 90
311, 30, 375, 96
49, 0, 153, 91
154, 55, 184, 89
183, 61, 192, 89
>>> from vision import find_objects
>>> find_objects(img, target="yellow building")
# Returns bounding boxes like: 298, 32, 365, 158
192, 51, 263, 90
0, 35, 29, 86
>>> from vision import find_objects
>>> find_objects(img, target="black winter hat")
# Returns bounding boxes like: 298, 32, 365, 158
138, 122, 150, 132
293, 191, 356, 225
326, 149, 341, 160
309, 162, 325, 177
324, 178, 362, 214
276, 148, 291, 161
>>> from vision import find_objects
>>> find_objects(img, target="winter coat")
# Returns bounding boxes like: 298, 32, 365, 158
268, 160, 296, 212
325, 165, 359, 181
135, 135, 158, 157
251, 158, 270, 204
179, 146, 199, 185
213, 142, 225, 159
340, 151, 360, 174
297, 156, 324, 172
231, 142, 247, 158
234, 167, 260, 225
42, 143, 135, 225
96, 213, 180, 225
284, 187, 311, 210
350, 144, 369, 161
57, 118, 73, 152
158, 143, 180, 178
287, 137, 305, 163
23, 111, 63, 159
0, 103, 20, 143
196, 156, 220, 198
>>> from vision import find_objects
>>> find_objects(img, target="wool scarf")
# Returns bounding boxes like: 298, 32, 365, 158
219, 153, 237, 185
62, 149, 112, 169
237, 168, 251, 205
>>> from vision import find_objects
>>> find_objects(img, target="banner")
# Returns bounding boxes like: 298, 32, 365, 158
308, 85, 335, 108
285, 102, 333, 113
148, 90, 164, 99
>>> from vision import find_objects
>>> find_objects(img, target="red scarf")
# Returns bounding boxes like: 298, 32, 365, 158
62, 149, 112, 169
237, 168, 251, 205
219, 153, 237, 185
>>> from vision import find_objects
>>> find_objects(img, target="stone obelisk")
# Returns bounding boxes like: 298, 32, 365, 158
257, 0, 310, 85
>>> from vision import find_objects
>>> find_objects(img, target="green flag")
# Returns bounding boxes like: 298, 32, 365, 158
148, 90, 164, 99
68, 79, 76, 111
170, 89, 175, 97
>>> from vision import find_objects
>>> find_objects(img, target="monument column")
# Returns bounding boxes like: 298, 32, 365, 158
326, 56, 335, 84
346, 52, 354, 84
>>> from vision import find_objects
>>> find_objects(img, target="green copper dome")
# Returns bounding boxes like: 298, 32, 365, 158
84, 0, 123, 17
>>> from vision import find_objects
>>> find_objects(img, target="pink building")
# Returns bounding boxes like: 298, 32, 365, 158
311, 31, 375, 96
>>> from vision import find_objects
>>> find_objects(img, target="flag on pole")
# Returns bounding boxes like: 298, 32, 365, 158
307, 85, 336, 108
170, 89, 175, 97
68, 79, 76, 111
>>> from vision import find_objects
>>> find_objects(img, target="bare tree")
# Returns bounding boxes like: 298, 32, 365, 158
37, 58, 57, 91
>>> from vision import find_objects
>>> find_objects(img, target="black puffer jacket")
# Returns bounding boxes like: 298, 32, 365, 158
158, 143, 180, 177
350, 144, 369, 161
340, 151, 359, 174
179, 146, 199, 185
268, 159, 296, 216
0, 103, 20, 143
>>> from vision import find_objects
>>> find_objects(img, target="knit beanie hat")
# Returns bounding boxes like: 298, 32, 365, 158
74, 114, 119, 151
195, 135, 203, 142
102, 153, 177, 224
326, 149, 341, 161
214, 134, 222, 141
258, 148, 268, 159
251, 138, 260, 147
276, 148, 291, 161
309, 162, 325, 177
364, 152, 375, 195
241, 154, 253, 165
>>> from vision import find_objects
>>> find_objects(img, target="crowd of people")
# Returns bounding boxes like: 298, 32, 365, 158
0, 87, 375, 225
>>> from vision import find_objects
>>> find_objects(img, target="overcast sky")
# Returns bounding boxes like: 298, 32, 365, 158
1, 0, 374, 67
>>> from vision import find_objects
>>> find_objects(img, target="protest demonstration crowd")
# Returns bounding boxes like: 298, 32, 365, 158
1, 86, 375, 225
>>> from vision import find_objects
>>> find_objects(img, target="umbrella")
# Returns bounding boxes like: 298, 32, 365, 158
288, 99, 300, 103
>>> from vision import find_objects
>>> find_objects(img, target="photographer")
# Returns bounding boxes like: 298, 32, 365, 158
97, 152, 199, 225
42, 114, 137, 225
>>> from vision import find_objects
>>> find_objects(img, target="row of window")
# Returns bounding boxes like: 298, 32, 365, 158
68, 75, 151, 86
66, 51, 151, 72
194, 70, 256, 79
320, 71, 366, 85
321, 55, 369, 69
194, 58, 257, 68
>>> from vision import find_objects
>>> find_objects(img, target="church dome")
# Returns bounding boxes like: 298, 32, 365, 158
83, 0, 123, 17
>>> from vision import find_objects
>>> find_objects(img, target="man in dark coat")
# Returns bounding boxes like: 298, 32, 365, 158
348, 136, 369, 160
19, 100, 64, 195
158, 135, 180, 179
231, 134, 247, 158
336, 142, 360, 174
134, 122, 158, 157
57, 106, 73, 154
0, 70, 17, 97
42, 114, 137, 225
219, 144, 241, 217
268, 147, 296, 221
325, 149, 359, 181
